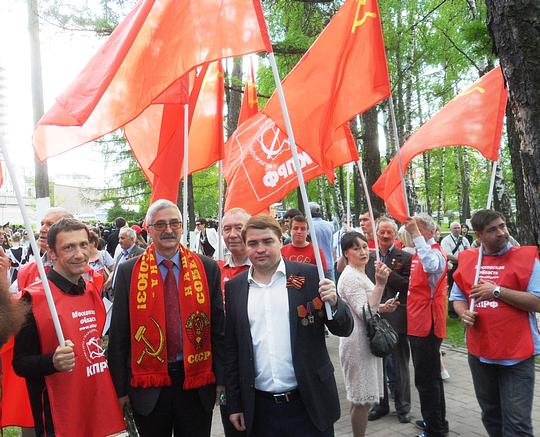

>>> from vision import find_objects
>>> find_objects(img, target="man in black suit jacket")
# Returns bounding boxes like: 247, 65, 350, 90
365, 217, 412, 423
108, 200, 225, 437
225, 215, 353, 437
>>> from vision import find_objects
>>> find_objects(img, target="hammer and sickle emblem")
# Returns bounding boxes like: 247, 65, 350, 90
135, 317, 165, 364
452, 86, 486, 101
352, 0, 377, 33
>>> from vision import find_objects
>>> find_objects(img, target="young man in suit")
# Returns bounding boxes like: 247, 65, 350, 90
224, 215, 354, 437
365, 217, 412, 424
108, 199, 225, 437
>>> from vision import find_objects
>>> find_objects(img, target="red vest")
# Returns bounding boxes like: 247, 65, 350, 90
407, 243, 448, 338
27, 280, 125, 437
453, 246, 538, 360
18, 261, 102, 292
0, 337, 34, 428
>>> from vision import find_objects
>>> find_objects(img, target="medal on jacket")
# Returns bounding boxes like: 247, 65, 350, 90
312, 297, 324, 318
297, 304, 309, 326
306, 302, 315, 324
287, 274, 306, 289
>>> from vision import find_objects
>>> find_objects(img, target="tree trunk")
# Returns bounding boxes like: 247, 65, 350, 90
492, 160, 517, 237
437, 149, 446, 224
352, 165, 362, 225
360, 108, 385, 213
333, 169, 345, 221
505, 102, 535, 244
225, 58, 243, 138
485, 0, 540, 246
457, 148, 471, 222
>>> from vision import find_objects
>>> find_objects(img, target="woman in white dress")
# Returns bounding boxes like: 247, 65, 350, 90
338, 231, 397, 437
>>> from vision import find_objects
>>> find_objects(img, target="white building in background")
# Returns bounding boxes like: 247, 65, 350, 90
0, 164, 110, 226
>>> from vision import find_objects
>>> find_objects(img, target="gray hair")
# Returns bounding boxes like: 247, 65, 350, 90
450, 221, 461, 228
414, 213, 437, 232
43, 207, 73, 220
223, 208, 251, 223
376, 216, 398, 233
145, 199, 182, 225
397, 225, 414, 248
119, 226, 137, 241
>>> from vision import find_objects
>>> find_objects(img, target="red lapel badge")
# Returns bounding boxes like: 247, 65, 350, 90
287, 274, 306, 289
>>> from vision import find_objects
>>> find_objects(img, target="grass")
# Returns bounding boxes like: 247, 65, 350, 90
444, 315, 466, 348
2, 428, 21, 437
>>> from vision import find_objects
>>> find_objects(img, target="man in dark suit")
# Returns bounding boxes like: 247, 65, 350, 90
365, 216, 412, 424
103, 226, 145, 294
106, 217, 126, 257
108, 199, 225, 437
225, 215, 353, 437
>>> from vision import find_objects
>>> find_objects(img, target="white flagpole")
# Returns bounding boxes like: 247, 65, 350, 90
356, 159, 380, 262
388, 95, 410, 217
217, 160, 224, 260
469, 159, 497, 311
182, 103, 189, 245
0, 140, 65, 346
486, 160, 498, 210
346, 164, 351, 228
267, 52, 332, 320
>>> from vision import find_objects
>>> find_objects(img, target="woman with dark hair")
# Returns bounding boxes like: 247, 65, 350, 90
338, 231, 396, 437
461, 223, 473, 245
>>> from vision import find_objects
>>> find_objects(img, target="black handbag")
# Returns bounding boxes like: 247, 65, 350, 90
362, 303, 398, 357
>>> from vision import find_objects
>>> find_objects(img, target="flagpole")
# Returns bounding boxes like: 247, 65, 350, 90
470, 159, 497, 312
388, 95, 410, 217
486, 160, 497, 209
0, 112, 65, 346
182, 103, 189, 245
217, 160, 224, 260
346, 164, 351, 228
356, 159, 380, 262
267, 52, 332, 320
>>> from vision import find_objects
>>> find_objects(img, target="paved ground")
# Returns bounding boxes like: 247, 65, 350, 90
211, 335, 540, 436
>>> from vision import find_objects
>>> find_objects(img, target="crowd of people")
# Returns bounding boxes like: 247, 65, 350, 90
0, 201, 538, 437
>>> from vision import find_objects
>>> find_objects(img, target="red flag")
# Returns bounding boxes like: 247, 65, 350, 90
372, 67, 508, 222
33, 0, 271, 162
224, 113, 357, 214
237, 59, 259, 126
126, 62, 224, 203
262, 0, 389, 176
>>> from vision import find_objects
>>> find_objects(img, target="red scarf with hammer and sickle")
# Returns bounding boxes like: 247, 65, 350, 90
129, 244, 215, 389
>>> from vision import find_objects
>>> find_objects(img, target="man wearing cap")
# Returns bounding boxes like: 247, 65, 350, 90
192, 218, 219, 259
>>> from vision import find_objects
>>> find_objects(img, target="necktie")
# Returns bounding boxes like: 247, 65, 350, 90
162, 260, 182, 360
122, 250, 129, 259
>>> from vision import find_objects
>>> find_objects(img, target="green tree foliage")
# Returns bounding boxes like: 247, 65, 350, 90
39, 0, 525, 227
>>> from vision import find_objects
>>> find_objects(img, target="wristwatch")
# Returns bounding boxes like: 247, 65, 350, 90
492, 286, 502, 298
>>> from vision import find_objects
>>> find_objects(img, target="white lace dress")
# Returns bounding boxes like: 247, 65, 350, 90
338, 265, 383, 405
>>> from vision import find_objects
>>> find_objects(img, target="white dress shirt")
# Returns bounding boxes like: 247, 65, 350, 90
247, 259, 297, 392
413, 236, 446, 296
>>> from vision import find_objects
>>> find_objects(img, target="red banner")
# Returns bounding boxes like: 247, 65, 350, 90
372, 67, 508, 222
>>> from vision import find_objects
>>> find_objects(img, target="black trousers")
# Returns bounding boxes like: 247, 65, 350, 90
251, 391, 334, 437
377, 333, 411, 415
409, 330, 447, 437
133, 365, 212, 437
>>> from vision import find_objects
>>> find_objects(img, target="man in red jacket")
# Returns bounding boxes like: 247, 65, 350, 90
451, 209, 540, 437
404, 214, 448, 437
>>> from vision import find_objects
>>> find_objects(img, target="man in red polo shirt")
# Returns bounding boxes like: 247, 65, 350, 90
281, 215, 327, 275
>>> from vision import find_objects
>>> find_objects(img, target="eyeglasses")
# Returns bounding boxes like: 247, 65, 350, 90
148, 220, 182, 231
